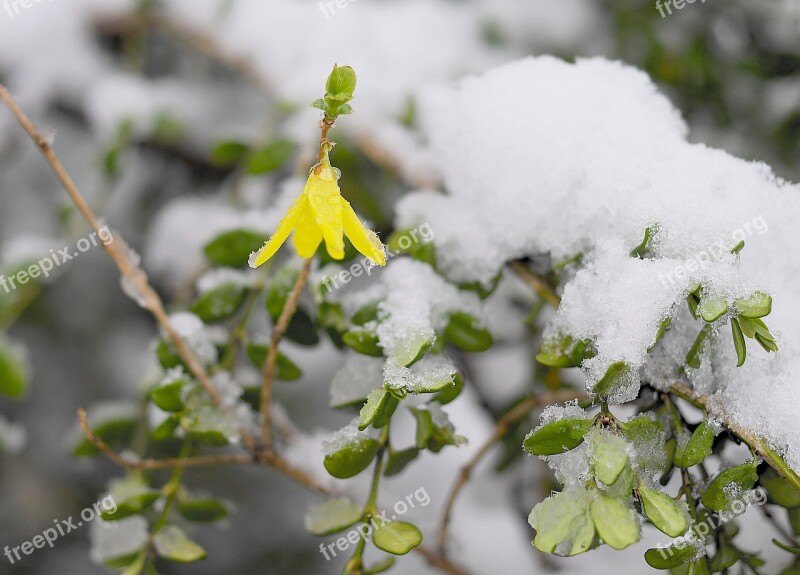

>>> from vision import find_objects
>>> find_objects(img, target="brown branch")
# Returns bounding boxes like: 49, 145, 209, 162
78, 409, 254, 469
260, 258, 313, 452
436, 390, 586, 557
0, 84, 259, 453
508, 261, 560, 308
414, 545, 474, 575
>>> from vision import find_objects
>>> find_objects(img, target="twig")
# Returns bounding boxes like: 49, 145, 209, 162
669, 382, 800, 494
508, 261, 560, 308
436, 390, 586, 557
0, 84, 258, 452
414, 545, 473, 575
78, 409, 254, 469
260, 258, 313, 452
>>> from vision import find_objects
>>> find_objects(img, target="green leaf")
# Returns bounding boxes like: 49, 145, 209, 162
731, 318, 747, 367
177, 499, 229, 523
701, 463, 759, 512
384, 448, 419, 477
266, 268, 320, 346
325, 65, 357, 102
710, 536, 741, 571
760, 468, 800, 508
735, 291, 773, 318
74, 417, 137, 457
386, 228, 436, 266
444, 312, 492, 353
699, 296, 728, 323
204, 229, 265, 267
592, 361, 630, 397
323, 437, 382, 479
638, 484, 688, 537
731, 240, 745, 254
304, 497, 362, 536
674, 421, 715, 468
590, 495, 639, 550
591, 432, 629, 485
363, 557, 396, 575
245, 343, 302, 380
529, 487, 596, 556
686, 325, 711, 369
152, 525, 207, 563
413, 408, 434, 450
372, 521, 422, 556
435, 373, 464, 405
247, 139, 295, 174
773, 539, 800, 555
351, 303, 380, 326
0, 342, 27, 398
631, 226, 655, 258
789, 507, 800, 536
191, 284, 248, 322
210, 140, 250, 167
343, 330, 384, 356
151, 415, 180, 441
150, 379, 186, 413
644, 543, 699, 569
391, 333, 433, 367
104, 476, 161, 521
523, 417, 593, 456
359, 389, 393, 430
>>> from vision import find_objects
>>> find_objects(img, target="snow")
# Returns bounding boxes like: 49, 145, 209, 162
403, 55, 800, 472
329, 353, 384, 407
164, 312, 226, 365
383, 355, 457, 394
321, 417, 375, 456
89, 516, 149, 565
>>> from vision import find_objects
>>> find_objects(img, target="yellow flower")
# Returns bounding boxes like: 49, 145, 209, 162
249, 152, 386, 268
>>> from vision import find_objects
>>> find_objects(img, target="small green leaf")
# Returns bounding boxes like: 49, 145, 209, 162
710, 536, 741, 571
151, 415, 180, 441
384, 448, 419, 477
731, 318, 747, 367
343, 330, 384, 356
204, 229, 265, 267
152, 525, 207, 563
247, 139, 295, 174
150, 379, 186, 413
644, 543, 699, 569
591, 431, 629, 485
760, 468, 800, 508
523, 417, 593, 456
590, 495, 639, 550
178, 499, 229, 523
323, 437, 382, 479
731, 240, 745, 254
734, 291, 772, 318
372, 521, 422, 556
592, 361, 630, 397
638, 484, 688, 537
325, 65, 358, 102
444, 312, 492, 353
701, 462, 758, 512
413, 408, 434, 450
74, 417, 137, 457
391, 333, 433, 367
210, 140, 250, 167
435, 373, 464, 405
0, 342, 27, 398
631, 226, 655, 258
359, 389, 398, 430
674, 421, 715, 468
304, 498, 362, 536
773, 539, 800, 555
529, 487, 596, 556
351, 303, 380, 326
245, 343, 302, 381
699, 296, 728, 323
363, 557, 396, 575
190, 284, 248, 322
686, 325, 711, 369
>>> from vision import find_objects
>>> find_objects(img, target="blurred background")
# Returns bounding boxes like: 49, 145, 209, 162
1, 0, 799, 573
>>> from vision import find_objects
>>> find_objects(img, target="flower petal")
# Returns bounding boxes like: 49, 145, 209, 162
249, 194, 305, 268
305, 167, 344, 259
292, 207, 323, 259
342, 199, 386, 266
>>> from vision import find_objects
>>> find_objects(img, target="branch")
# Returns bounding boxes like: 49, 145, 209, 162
436, 390, 586, 557
0, 84, 260, 453
508, 261, 560, 308
668, 382, 800, 493
260, 258, 313, 452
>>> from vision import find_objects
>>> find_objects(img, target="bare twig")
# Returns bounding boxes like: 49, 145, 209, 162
260, 258, 313, 452
436, 390, 586, 557
0, 84, 259, 452
508, 261, 560, 308
415, 545, 474, 575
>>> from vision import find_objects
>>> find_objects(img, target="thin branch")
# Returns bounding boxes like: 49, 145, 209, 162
436, 390, 586, 557
669, 382, 800, 494
78, 409, 254, 469
414, 545, 473, 575
260, 258, 313, 452
0, 84, 259, 453
508, 261, 560, 308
